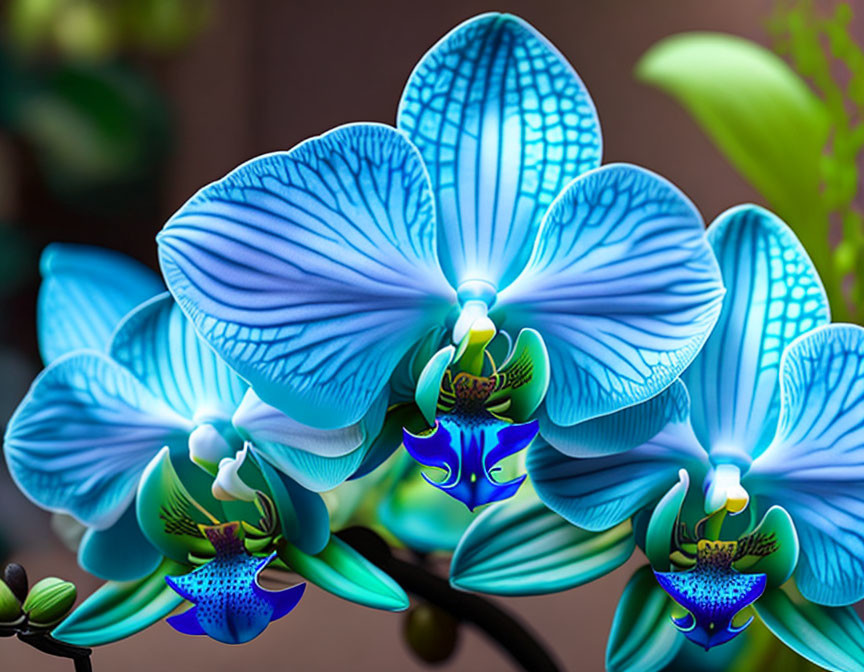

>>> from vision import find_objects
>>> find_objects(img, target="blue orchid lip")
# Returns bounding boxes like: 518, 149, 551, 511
403, 416, 536, 511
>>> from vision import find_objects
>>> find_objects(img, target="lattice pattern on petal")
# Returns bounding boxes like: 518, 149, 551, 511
398, 13, 601, 289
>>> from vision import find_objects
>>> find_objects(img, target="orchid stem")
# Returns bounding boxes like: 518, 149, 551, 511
337, 527, 562, 672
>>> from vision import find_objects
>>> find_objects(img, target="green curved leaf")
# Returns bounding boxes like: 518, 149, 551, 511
278, 537, 408, 612
52, 558, 186, 646
450, 495, 634, 596
606, 565, 682, 672
636, 33, 834, 302
755, 583, 864, 672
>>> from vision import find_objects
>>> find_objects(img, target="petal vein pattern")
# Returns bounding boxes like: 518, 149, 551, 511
158, 123, 455, 429
398, 12, 602, 289
497, 164, 724, 427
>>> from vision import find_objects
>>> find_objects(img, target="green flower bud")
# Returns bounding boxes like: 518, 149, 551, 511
0, 579, 22, 624
22, 577, 77, 627
403, 603, 459, 664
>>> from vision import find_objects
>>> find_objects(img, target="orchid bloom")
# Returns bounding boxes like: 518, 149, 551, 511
461, 205, 864, 670
4, 245, 412, 645
156, 13, 724, 510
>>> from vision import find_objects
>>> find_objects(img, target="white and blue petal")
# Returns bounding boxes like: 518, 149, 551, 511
528, 387, 708, 531
398, 12, 601, 290
684, 205, 829, 463
77, 502, 162, 582
110, 293, 247, 422
496, 163, 724, 427
158, 123, 455, 430
747, 324, 864, 606
4, 351, 192, 528
233, 388, 387, 491
37, 244, 163, 364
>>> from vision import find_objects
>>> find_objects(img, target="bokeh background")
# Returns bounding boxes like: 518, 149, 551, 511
0, 0, 824, 669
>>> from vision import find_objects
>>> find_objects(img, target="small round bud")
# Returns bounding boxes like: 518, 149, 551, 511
0, 579, 22, 624
403, 603, 459, 664
3, 563, 28, 602
23, 577, 77, 627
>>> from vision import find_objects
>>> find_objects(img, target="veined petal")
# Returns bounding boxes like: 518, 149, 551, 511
528, 396, 708, 531
110, 293, 247, 422
496, 164, 724, 427
77, 502, 161, 582
540, 379, 690, 458
747, 324, 864, 606
398, 13, 601, 289
37, 244, 163, 364
158, 123, 454, 430
237, 389, 388, 491
4, 351, 192, 528
684, 205, 829, 462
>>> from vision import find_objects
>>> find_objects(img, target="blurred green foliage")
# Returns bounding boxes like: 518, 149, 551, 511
7, 0, 212, 60
637, 1, 864, 324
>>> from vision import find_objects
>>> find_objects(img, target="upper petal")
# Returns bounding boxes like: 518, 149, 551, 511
398, 13, 601, 289
684, 205, 829, 462
158, 123, 454, 430
496, 163, 724, 427
37, 244, 163, 365
110, 293, 247, 421
747, 324, 864, 606
4, 351, 192, 528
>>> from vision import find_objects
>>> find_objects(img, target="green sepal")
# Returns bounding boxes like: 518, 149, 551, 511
486, 328, 549, 422
257, 454, 330, 555
136, 446, 220, 563
52, 558, 187, 647
645, 469, 689, 570
606, 564, 682, 672
734, 505, 799, 587
450, 494, 634, 596
755, 582, 864, 672
277, 536, 409, 612
415, 345, 455, 425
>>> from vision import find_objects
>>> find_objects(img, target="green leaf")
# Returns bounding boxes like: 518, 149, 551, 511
755, 582, 864, 672
278, 537, 408, 612
636, 33, 836, 304
52, 558, 186, 647
606, 565, 682, 672
450, 495, 634, 596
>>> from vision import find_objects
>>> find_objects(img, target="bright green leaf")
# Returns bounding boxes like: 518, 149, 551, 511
450, 495, 634, 596
52, 558, 187, 647
636, 33, 835, 301
278, 537, 408, 612
755, 582, 864, 672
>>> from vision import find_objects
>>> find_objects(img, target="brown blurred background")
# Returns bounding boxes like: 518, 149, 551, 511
0, 1, 775, 670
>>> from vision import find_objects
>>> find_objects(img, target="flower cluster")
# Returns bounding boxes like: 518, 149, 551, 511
4, 12, 864, 671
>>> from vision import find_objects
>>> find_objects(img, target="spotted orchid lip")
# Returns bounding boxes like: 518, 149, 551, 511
654, 564, 766, 650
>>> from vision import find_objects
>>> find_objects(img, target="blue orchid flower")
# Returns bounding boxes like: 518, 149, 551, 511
521, 205, 864, 667
156, 13, 725, 510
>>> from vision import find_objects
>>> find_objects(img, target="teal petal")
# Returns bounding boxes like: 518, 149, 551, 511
684, 205, 830, 463
234, 388, 387, 491
158, 123, 455, 430
398, 12, 601, 290
450, 494, 634, 595
755, 583, 864, 672
37, 243, 163, 365
528, 394, 707, 532
540, 380, 690, 457
78, 502, 161, 582
747, 324, 864, 606
4, 351, 192, 528
52, 558, 187, 647
645, 470, 690, 570
278, 536, 409, 612
606, 565, 682, 672
110, 293, 247, 421
495, 163, 724, 427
